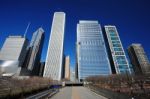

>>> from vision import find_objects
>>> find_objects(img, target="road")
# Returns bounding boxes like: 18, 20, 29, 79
50, 87, 107, 99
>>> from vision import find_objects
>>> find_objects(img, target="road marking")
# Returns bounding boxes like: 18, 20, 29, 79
72, 87, 80, 99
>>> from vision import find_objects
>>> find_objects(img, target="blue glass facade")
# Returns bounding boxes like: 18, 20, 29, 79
77, 21, 112, 81
104, 26, 131, 74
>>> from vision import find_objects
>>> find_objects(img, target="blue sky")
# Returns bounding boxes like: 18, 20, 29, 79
0, 0, 150, 69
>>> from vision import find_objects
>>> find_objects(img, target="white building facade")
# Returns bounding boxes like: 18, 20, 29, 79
0, 36, 28, 75
43, 12, 65, 80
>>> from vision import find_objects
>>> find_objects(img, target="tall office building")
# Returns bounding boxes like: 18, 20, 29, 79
128, 44, 150, 74
104, 25, 131, 74
24, 28, 44, 75
43, 12, 65, 80
76, 21, 112, 82
0, 36, 28, 75
64, 56, 70, 80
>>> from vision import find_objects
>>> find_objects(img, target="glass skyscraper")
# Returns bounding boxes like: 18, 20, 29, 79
76, 21, 112, 81
104, 25, 131, 74
24, 28, 44, 75
43, 12, 65, 80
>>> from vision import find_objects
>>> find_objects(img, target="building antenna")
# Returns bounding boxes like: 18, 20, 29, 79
24, 22, 31, 38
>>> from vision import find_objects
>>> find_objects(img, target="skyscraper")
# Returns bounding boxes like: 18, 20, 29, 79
128, 44, 150, 74
76, 21, 112, 82
64, 56, 70, 80
24, 27, 44, 75
104, 25, 131, 74
43, 12, 65, 80
0, 36, 28, 75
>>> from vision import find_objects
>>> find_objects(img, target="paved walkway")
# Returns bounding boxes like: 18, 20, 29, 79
50, 87, 107, 99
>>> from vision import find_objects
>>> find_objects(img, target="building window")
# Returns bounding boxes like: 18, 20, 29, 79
112, 43, 121, 47
112, 40, 120, 44
118, 65, 128, 69
116, 56, 127, 64
111, 37, 119, 41
115, 52, 124, 55
113, 48, 122, 51
110, 33, 117, 37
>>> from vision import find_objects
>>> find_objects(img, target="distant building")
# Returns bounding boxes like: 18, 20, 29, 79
128, 44, 150, 74
64, 56, 70, 80
24, 28, 44, 75
70, 70, 76, 82
104, 25, 131, 74
39, 62, 45, 76
76, 21, 112, 82
75, 43, 79, 79
0, 36, 28, 75
43, 12, 66, 80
